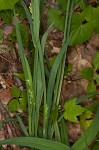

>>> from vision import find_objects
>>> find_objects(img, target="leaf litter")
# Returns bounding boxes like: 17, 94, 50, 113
0, 0, 99, 149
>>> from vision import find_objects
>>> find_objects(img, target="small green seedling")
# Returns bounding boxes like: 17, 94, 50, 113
80, 51, 99, 94
8, 86, 27, 112
64, 98, 85, 123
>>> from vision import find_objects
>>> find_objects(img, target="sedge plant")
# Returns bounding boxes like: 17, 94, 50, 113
0, 0, 99, 150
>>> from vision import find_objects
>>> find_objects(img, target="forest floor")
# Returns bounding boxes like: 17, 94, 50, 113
0, 0, 99, 149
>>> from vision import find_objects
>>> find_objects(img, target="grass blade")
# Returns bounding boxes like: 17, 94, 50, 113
54, 121, 61, 142
0, 137, 70, 150
76, 92, 99, 104
13, 9, 35, 136
47, 40, 69, 113
41, 23, 53, 53
60, 119, 70, 146
16, 114, 29, 137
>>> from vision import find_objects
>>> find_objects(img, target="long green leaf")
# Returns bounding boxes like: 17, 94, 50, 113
0, 137, 70, 150
14, 9, 34, 136
16, 114, 29, 137
47, 40, 69, 112
76, 92, 99, 104
31, 0, 40, 43
60, 119, 70, 146
41, 23, 53, 53
21, 0, 34, 45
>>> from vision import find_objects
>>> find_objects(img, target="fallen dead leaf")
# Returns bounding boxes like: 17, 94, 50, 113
0, 88, 13, 104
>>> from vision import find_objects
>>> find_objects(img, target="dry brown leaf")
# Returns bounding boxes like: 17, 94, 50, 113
0, 88, 13, 104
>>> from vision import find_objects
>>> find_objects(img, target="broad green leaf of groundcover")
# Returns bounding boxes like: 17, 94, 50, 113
93, 52, 99, 69
56, 0, 68, 11
47, 8, 65, 31
0, 10, 13, 24
11, 86, 20, 98
77, 0, 87, 9
70, 13, 93, 46
87, 81, 96, 94
0, 0, 19, 10
0, 137, 70, 150
8, 99, 19, 112
81, 5, 99, 33
64, 98, 85, 123
19, 97, 27, 111
80, 67, 94, 81
80, 110, 93, 131
19, 89, 27, 111
92, 7, 99, 31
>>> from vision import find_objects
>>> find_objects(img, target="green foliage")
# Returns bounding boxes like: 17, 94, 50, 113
19, 24, 29, 46
47, 8, 65, 31
19, 90, 27, 111
15, 2, 26, 19
91, 141, 99, 150
64, 98, 85, 123
8, 28, 16, 42
0, 0, 18, 10
93, 52, 99, 69
8, 23, 29, 47
0, 1, 26, 24
82, 5, 99, 33
47, 1, 99, 45
8, 87, 27, 112
64, 63, 73, 76
80, 51, 99, 94
0, 137, 70, 150
11, 86, 20, 98
0, 120, 3, 128
50, 106, 58, 124
0, 10, 13, 23
2, 0, 98, 149
77, 0, 87, 9
87, 81, 96, 94
95, 72, 99, 84
13, 73, 25, 81
8, 98, 19, 112
71, 108, 99, 150
40, 0, 46, 13
80, 67, 94, 81
50, 55, 57, 67
56, 0, 68, 11
0, 28, 3, 43
71, 6, 99, 45
70, 13, 93, 45
80, 110, 93, 131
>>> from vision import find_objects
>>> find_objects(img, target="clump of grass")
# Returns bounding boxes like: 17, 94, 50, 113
0, 0, 99, 150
